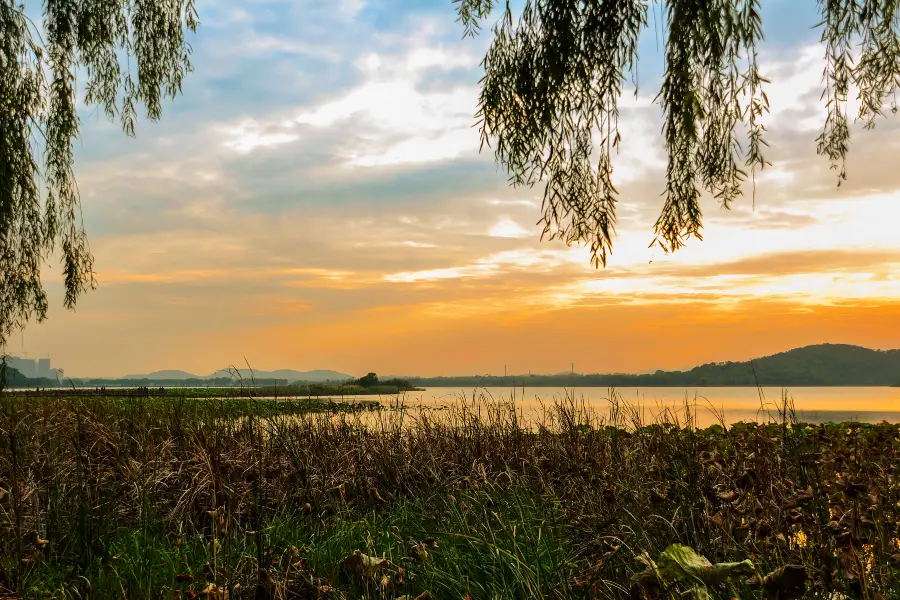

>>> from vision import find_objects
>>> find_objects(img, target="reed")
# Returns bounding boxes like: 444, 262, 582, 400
1, 390, 898, 599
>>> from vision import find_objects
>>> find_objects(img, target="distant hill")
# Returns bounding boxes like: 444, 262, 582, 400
689, 344, 900, 386
411, 344, 900, 387
122, 369, 200, 380
2, 366, 59, 388
210, 369, 352, 383
118, 368, 352, 383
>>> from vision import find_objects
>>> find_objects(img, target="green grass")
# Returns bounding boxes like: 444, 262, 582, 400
14, 487, 576, 600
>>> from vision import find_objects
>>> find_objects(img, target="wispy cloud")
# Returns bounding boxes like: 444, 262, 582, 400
488, 218, 530, 239
223, 119, 300, 153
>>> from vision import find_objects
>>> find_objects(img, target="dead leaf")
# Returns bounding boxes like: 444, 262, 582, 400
603, 486, 616, 503
370, 487, 386, 504
762, 565, 807, 600
717, 490, 737, 502
755, 521, 773, 539
844, 480, 867, 497
342, 550, 388, 580
409, 542, 430, 562
737, 469, 756, 490
334, 483, 347, 503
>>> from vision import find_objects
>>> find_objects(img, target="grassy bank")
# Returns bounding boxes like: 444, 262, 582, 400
1, 392, 899, 599
6, 384, 414, 399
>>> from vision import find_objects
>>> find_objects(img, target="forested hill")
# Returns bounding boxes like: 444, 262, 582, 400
2, 367, 59, 388
410, 344, 900, 387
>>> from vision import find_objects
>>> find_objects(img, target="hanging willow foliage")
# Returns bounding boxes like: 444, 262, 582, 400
0, 0, 197, 346
456, 0, 900, 267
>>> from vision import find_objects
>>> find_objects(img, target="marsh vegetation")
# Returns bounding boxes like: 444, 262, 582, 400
1, 391, 899, 599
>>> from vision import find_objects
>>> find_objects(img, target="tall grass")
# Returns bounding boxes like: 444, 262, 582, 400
0, 390, 898, 599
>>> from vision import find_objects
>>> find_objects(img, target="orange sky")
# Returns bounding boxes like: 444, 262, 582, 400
12, 4, 900, 378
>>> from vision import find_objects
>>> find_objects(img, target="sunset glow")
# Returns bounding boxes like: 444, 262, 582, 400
18, 0, 900, 377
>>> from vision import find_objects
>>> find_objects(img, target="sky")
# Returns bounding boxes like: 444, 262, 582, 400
13, 0, 900, 378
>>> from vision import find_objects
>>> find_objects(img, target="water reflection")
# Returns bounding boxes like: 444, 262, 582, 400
255, 386, 900, 429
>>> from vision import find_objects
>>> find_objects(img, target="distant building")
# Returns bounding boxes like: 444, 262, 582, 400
5, 356, 58, 379
37, 358, 51, 378
8, 356, 36, 377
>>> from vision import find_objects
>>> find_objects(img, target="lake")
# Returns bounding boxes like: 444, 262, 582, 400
365, 385, 900, 427
12, 385, 900, 427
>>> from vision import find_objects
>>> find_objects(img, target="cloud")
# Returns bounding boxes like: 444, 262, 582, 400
23, 6, 900, 378
760, 44, 826, 132
223, 119, 300, 153
675, 249, 900, 279
242, 35, 343, 61
383, 248, 586, 284
338, 0, 365, 18
488, 218, 530, 239
293, 47, 480, 166
488, 199, 540, 208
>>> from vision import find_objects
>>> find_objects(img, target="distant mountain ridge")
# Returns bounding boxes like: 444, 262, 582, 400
210, 369, 352, 383
120, 368, 352, 383
410, 344, 900, 387
9, 344, 900, 388
121, 369, 198, 380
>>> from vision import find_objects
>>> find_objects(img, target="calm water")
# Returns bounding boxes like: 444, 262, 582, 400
13, 385, 900, 427
365, 386, 900, 427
